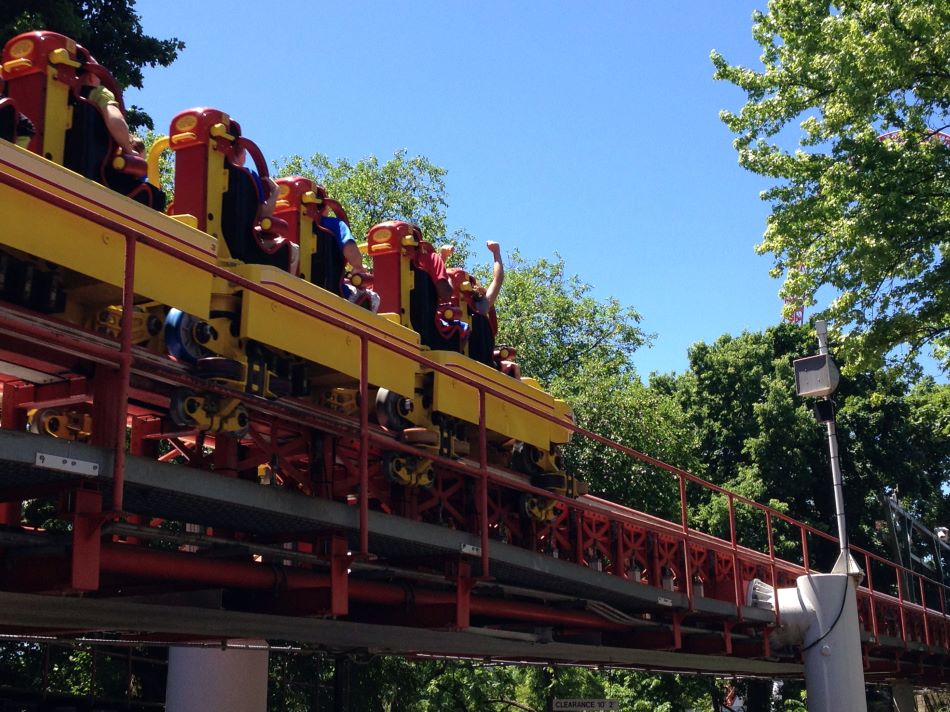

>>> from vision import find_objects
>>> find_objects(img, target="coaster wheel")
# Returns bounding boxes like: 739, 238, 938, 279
169, 388, 199, 428
375, 388, 413, 432
510, 442, 542, 476
164, 309, 212, 363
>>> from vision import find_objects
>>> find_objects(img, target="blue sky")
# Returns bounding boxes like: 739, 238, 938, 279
128, 0, 784, 377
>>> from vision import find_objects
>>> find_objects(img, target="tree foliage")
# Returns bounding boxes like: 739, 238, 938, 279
484, 252, 698, 516
276, 150, 472, 263
1, 0, 185, 130
491, 252, 647, 389
713, 0, 950, 373
668, 323, 950, 563
267, 655, 721, 712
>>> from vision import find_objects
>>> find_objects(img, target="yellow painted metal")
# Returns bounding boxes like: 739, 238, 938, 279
171, 214, 199, 229
295, 206, 316, 284
209, 122, 235, 141
48, 48, 81, 68
146, 135, 169, 187
2, 58, 33, 73
233, 264, 420, 397
550, 398, 573, 445
204, 126, 230, 250
399, 248, 415, 329
427, 351, 573, 451
0, 142, 216, 317
42, 63, 72, 164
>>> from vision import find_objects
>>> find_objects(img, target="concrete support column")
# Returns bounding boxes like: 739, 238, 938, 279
795, 573, 867, 712
165, 640, 269, 712
891, 682, 916, 712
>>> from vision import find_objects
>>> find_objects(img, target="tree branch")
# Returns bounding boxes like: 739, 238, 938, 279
487, 699, 540, 712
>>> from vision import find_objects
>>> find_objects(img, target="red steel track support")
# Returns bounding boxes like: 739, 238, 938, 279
69, 488, 102, 592
89, 544, 631, 631
328, 534, 349, 617
5, 161, 950, 671
453, 559, 473, 629
0, 312, 121, 365
2, 380, 35, 431
213, 434, 239, 479
1, 380, 32, 527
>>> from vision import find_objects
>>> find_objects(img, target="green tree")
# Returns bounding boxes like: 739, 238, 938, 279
490, 251, 647, 389
671, 323, 950, 563
713, 0, 950, 373
267, 145, 713, 711
483, 251, 699, 516
1, 0, 185, 130
276, 150, 472, 262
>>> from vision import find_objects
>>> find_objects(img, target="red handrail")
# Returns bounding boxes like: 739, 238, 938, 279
2, 152, 949, 653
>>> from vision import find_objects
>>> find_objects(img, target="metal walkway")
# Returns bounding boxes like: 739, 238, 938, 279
0, 429, 945, 683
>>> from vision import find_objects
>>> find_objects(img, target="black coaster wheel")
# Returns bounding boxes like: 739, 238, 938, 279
195, 357, 245, 381
375, 388, 413, 431
510, 442, 543, 476
169, 388, 199, 428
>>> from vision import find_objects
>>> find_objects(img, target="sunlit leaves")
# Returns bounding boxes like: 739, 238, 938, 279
275, 150, 471, 263
1, 1, 185, 130
714, 0, 950, 372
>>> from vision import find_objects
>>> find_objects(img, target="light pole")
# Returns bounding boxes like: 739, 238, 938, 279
765, 319, 870, 712
793, 320, 862, 578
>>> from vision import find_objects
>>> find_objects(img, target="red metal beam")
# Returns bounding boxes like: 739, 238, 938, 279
95, 545, 631, 631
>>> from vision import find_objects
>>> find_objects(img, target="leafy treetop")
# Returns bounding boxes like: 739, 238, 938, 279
713, 0, 950, 373
276, 150, 473, 266
1, 0, 185, 130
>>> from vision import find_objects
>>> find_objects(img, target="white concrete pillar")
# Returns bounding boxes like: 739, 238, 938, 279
785, 573, 868, 712
165, 640, 269, 712
891, 682, 916, 712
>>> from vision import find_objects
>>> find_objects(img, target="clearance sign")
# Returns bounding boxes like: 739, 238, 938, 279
552, 701, 620, 710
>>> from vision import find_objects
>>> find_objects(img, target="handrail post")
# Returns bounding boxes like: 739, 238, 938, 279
728, 494, 741, 617
112, 234, 136, 513
358, 336, 369, 556
800, 524, 810, 573
679, 474, 693, 606
919, 574, 931, 647
765, 510, 780, 627
478, 391, 489, 578
896, 565, 908, 646
865, 552, 879, 643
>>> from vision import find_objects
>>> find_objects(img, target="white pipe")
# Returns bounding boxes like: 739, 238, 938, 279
772, 573, 867, 712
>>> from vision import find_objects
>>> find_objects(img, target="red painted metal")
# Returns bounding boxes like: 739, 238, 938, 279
727, 494, 742, 621
328, 534, 349, 617
0, 310, 121, 365
678, 475, 693, 608
0, 502, 18, 526
95, 544, 630, 631
69, 489, 102, 592
2, 380, 33, 431
453, 559, 473, 629
1, 155, 949, 680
